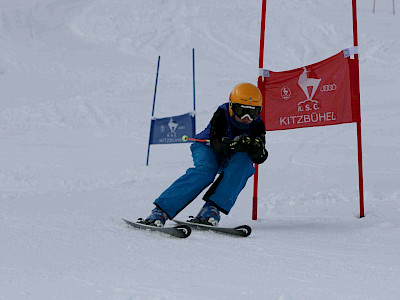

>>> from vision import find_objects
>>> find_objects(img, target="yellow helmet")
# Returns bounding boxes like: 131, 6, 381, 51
229, 83, 263, 120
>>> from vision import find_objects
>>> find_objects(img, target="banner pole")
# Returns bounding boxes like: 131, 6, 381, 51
146, 56, 161, 166
151, 56, 160, 117
192, 48, 196, 135
253, 0, 267, 220
352, 0, 365, 217
373, 0, 376, 13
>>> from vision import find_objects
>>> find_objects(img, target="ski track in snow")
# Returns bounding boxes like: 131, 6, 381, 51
1, 0, 400, 299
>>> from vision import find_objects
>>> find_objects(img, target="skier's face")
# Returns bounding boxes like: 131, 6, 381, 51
230, 103, 261, 122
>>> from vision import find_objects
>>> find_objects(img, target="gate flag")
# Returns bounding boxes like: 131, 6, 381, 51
149, 113, 195, 145
253, 0, 364, 220
261, 50, 359, 131
146, 49, 197, 165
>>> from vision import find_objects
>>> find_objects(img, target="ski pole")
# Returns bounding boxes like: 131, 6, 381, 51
182, 135, 210, 143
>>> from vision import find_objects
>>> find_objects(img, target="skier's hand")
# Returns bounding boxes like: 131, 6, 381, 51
221, 135, 252, 154
248, 137, 268, 164
230, 135, 252, 152
220, 135, 254, 155
250, 137, 264, 150
220, 137, 233, 156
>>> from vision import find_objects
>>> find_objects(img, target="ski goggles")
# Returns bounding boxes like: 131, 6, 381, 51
230, 103, 262, 121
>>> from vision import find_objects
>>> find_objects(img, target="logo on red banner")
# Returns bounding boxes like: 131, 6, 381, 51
281, 86, 291, 100
262, 51, 356, 131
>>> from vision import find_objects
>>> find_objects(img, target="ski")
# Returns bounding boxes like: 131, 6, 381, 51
173, 219, 252, 237
123, 218, 191, 239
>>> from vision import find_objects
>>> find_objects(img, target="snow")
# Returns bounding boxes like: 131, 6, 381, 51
1, 0, 400, 299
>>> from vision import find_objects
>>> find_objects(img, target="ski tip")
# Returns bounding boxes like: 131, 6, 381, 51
122, 218, 131, 225
234, 225, 252, 237
122, 218, 139, 225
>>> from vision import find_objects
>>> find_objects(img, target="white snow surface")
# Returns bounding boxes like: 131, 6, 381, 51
1, 0, 400, 299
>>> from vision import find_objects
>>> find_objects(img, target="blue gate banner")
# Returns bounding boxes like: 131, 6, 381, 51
149, 113, 195, 144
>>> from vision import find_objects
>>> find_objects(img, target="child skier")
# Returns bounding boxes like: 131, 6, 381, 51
141, 82, 268, 227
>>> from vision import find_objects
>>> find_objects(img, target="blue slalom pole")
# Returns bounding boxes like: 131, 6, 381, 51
151, 56, 160, 117
146, 56, 161, 166
192, 48, 196, 135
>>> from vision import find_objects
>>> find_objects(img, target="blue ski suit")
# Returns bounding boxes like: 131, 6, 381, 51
154, 103, 268, 219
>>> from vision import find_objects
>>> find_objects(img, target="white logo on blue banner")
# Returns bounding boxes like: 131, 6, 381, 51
150, 113, 195, 144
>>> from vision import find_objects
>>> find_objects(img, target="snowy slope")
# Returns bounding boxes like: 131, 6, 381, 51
1, 0, 400, 299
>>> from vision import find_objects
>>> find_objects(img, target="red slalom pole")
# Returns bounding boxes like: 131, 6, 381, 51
352, 0, 365, 218
258, 0, 267, 71
253, 164, 259, 220
253, 0, 267, 220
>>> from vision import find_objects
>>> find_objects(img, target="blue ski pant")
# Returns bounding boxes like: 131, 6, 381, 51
154, 142, 255, 219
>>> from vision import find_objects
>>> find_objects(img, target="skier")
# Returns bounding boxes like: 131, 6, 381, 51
141, 83, 268, 227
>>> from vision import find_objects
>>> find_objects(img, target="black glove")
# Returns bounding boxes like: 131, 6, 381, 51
220, 137, 234, 156
221, 135, 252, 155
248, 137, 268, 164
231, 135, 252, 152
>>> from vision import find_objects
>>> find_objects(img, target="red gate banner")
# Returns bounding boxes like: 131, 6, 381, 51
254, 0, 364, 220
262, 51, 358, 131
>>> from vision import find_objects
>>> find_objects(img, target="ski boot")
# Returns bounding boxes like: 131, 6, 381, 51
189, 201, 220, 226
139, 207, 168, 227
